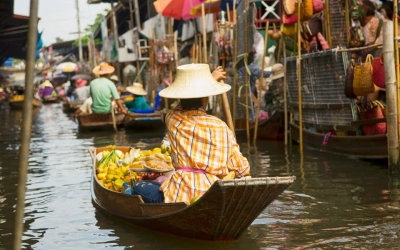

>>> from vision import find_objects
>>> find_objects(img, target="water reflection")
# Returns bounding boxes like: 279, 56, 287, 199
0, 103, 399, 249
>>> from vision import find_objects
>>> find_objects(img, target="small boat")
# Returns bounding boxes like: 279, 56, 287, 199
123, 110, 164, 129
62, 100, 83, 113
9, 98, 42, 109
234, 111, 285, 140
42, 96, 59, 104
89, 146, 296, 240
77, 113, 125, 131
290, 122, 388, 159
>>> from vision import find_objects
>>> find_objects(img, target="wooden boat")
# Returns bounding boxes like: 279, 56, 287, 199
290, 122, 388, 159
234, 111, 285, 140
89, 146, 296, 240
123, 110, 164, 129
77, 113, 125, 131
62, 100, 83, 113
42, 96, 59, 103
9, 98, 42, 109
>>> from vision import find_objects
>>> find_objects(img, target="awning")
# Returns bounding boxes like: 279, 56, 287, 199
0, 15, 30, 59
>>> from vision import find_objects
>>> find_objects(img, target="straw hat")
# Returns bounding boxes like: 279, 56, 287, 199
110, 75, 119, 82
268, 63, 284, 81
126, 83, 147, 96
92, 62, 115, 75
75, 78, 87, 88
159, 64, 231, 99
0, 87, 3, 92
39, 80, 53, 89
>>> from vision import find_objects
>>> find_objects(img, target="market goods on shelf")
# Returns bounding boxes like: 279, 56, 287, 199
95, 146, 172, 192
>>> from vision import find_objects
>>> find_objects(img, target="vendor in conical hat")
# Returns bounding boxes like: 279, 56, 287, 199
89, 62, 127, 114
131, 64, 250, 205
124, 83, 152, 112
38, 80, 54, 98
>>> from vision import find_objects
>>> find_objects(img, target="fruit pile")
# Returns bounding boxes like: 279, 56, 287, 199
11, 95, 24, 100
95, 146, 172, 192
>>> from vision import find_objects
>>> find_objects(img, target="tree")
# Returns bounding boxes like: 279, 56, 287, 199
55, 37, 64, 43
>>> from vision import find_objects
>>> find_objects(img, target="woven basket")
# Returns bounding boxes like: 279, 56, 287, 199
353, 55, 375, 96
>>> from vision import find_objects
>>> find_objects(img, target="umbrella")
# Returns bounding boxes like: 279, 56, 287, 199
190, 0, 221, 18
56, 62, 78, 73
71, 74, 92, 81
154, 0, 206, 20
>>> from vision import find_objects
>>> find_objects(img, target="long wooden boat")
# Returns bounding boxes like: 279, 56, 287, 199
89, 146, 295, 240
42, 96, 59, 104
234, 111, 285, 140
123, 110, 164, 129
77, 113, 125, 131
290, 122, 388, 159
62, 100, 83, 113
9, 98, 42, 109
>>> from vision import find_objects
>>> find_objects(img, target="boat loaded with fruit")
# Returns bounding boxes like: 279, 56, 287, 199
89, 64, 296, 240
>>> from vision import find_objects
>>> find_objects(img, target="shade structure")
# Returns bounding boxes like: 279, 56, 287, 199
56, 62, 78, 73
153, 0, 206, 20
190, 0, 221, 17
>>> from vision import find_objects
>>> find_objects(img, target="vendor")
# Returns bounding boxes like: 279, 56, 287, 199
131, 64, 250, 204
38, 80, 55, 98
124, 83, 152, 112
72, 78, 90, 102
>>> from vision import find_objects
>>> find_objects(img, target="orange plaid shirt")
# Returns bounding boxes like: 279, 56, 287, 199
160, 107, 250, 204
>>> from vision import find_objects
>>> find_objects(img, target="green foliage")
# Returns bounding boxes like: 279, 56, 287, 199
73, 8, 109, 47
55, 37, 64, 43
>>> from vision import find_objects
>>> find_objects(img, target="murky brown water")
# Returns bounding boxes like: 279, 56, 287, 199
1, 103, 400, 249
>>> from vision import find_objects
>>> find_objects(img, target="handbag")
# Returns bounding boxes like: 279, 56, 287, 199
312, 0, 324, 13
307, 15, 323, 36
358, 100, 386, 135
353, 55, 375, 96
281, 23, 297, 36
301, 0, 314, 21
349, 26, 365, 48
344, 60, 357, 99
283, 0, 296, 15
282, 12, 298, 25
372, 54, 385, 88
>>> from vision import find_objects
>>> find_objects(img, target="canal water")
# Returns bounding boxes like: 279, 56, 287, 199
1, 103, 400, 249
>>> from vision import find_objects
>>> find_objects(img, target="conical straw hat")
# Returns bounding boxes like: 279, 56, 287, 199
126, 83, 147, 96
159, 64, 231, 99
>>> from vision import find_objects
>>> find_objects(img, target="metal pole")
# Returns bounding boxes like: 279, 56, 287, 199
75, 0, 83, 62
383, 21, 399, 173
13, 0, 39, 249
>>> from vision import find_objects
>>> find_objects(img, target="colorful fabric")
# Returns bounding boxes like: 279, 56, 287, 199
39, 87, 53, 97
125, 96, 152, 112
89, 77, 120, 114
160, 107, 250, 204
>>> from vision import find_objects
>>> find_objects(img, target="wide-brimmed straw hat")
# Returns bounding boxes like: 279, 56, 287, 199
110, 75, 119, 82
75, 78, 87, 88
39, 80, 53, 89
126, 83, 147, 96
268, 63, 284, 81
0, 87, 3, 92
159, 64, 231, 99
92, 62, 115, 75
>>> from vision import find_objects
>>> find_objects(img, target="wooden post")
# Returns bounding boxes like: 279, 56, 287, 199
325, 0, 332, 47
297, 0, 303, 154
344, 0, 350, 44
383, 21, 400, 173
13, 0, 38, 249
393, 0, 400, 145
233, 22, 238, 130
283, 40, 289, 146
244, 9, 250, 141
110, 0, 121, 81
201, 4, 208, 63
253, 21, 269, 144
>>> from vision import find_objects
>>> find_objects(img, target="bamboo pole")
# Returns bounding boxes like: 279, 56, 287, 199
394, 0, 400, 145
244, 9, 250, 141
283, 40, 289, 146
345, 0, 350, 44
201, 4, 208, 63
253, 21, 269, 144
325, 0, 332, 47
297, 0, 303, 154
13, 0, 38, 249
233, 20, 238, 130
383, 21, 400, 173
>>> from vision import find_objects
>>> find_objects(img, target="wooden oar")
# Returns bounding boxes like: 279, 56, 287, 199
220, 81, 235, 137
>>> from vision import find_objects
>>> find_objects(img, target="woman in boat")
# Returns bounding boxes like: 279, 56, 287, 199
124, 83, 152, 112
38, 80, 55, 99
132, 64, 250, 204
89, 62, 127, 114
72, 78, 90, 102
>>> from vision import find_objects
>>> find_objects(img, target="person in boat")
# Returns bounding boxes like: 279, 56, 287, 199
38, 80, 55, 99
110, 75, 122, 87
124, 83, 152, 112
72, 78, 90, 102
90, 62, 127, 114
263, 63, 285, 118
132, 64, 250, 204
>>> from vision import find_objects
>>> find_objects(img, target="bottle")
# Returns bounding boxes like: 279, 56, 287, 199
123, 182, 132, 195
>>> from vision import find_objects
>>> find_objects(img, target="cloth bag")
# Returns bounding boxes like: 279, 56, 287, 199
349, 26, 365, 48
345, 60, 357, 99
283, 0, 296, 15
353, 55, 375, 96
372, 54, 385, 88
283, 12, 298, 25
301, 0, 314, 21
358, 100, 386, 135
312, 0, 324, 13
